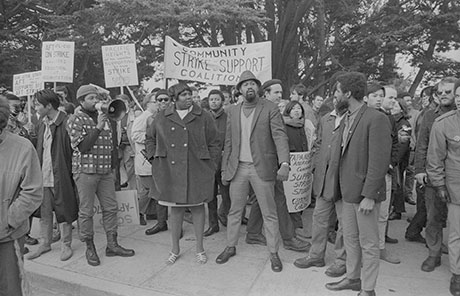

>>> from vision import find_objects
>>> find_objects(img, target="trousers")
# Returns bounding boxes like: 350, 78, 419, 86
247, 180, 295, 241
342, 201, 380, 291
227, 162, 280, 253
74, 172, 118, 240
0, 237, 25, 296
309, 198, 345, 262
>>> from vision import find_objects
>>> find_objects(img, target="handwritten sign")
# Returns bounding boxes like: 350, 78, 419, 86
164, 36, 272, 85
102, 44, 139, 88
13, 71, 43, 97
283, 152, 313, 213
41, 41, 75, 83
93, 190, 140, 226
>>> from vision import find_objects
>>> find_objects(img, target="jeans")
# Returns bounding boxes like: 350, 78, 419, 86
0, 237, 25, 296
73, 173, 118, 240
40, 188, 72, 247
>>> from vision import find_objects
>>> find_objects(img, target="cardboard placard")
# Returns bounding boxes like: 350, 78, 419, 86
283, 152, 313, 213
102, 44, 139, 88
13, 71, 43, 97
41, 41, 75, 83
93, 190, 140, 226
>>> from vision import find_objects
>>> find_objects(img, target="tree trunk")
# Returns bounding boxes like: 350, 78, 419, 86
409, 38, 437, 96
315, 0, 326, 97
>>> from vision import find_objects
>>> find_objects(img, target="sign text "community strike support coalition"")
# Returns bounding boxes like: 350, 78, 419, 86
164, 36, 272, 85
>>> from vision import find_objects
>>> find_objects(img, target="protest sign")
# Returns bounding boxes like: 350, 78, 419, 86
102, 44, 139, 88
164, 36, 272, 85
283, 152, 313, 213
13, 71, 43, 97
41, 41, 75, 83
93, 190, 140, 226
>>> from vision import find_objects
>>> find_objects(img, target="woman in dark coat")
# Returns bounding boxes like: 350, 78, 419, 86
146, 83, 220, 264
282, 101, 309, 229
27, 89, 78, 261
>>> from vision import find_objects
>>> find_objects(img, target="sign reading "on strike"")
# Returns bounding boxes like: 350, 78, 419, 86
283, 152, 313, 213
41, 41, 75, 83
102, 44, 139, 88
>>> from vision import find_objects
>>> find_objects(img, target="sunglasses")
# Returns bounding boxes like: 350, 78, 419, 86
156, 98, 169, 102
436, 90, 452, 96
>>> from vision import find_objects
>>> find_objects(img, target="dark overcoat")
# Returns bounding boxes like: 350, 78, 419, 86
145, 104, 220, 204
36, 111, 78, 223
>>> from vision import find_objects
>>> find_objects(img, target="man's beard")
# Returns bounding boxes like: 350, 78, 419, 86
335, 100, 349, 115
245, 90, 256, 102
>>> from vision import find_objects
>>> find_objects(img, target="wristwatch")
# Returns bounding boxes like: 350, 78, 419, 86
280, 162, 289, 167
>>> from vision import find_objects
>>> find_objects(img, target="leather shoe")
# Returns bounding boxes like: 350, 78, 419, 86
405, 197, 416, 205
283, 237, 311, 252
450, 274, 460, 296
325, 261, 347, 277
145, 223, 168, 235
405, 234, 426, 244
270, 252, 283, 272
388, 212, 401, 220
442, 243, 449, 254
218, 214, 227, 227
245, 233, 267, 246
216, 246, 236, 264
203, 226, 219, 237
326, 277, 361, 291
140, 214, 147, 226
293, 256, 325, 269
380, 248, 401, 264
25, 235, 38, 245
421, 256, 441, 272
385, 235, 398, 244
358, 290, 376, 296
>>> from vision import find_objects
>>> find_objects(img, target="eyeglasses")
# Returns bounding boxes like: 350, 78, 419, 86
436, 90, 452, 96
156, 98, 169, 102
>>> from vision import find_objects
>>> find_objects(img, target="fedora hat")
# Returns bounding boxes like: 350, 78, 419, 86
236, 70, 261, 91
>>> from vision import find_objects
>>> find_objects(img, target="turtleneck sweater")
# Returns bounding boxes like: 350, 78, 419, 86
239, 98, 258, 162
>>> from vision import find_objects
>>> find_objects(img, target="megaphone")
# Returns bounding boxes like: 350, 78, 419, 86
95, 99, 127, 121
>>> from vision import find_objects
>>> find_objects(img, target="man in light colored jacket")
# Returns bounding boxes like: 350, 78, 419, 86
0, 95, 43, 296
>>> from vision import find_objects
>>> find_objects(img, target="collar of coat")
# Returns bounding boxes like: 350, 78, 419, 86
164, 103, 203, 126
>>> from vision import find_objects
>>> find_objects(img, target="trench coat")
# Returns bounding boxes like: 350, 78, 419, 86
36, 111, 78, 223
145, 104, 220, 204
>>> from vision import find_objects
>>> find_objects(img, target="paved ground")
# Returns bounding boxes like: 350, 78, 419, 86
25, 206, 452, 296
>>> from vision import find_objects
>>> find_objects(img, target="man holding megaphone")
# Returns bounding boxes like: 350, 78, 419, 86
67, 84, 135, 267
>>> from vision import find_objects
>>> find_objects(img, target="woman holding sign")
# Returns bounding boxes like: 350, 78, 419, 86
145, 83, 220, 265
282, 101, 310, 230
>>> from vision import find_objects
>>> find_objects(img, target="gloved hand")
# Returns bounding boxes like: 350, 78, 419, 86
435, 185, 451, 203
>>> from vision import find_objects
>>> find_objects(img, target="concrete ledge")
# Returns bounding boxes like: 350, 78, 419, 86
26, 261, 176, 296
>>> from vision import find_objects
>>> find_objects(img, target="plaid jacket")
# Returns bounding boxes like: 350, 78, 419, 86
67, 110, 113, 174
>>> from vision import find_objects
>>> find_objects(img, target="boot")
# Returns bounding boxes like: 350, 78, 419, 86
84, 238, 100, 266
105, 231, 135, 257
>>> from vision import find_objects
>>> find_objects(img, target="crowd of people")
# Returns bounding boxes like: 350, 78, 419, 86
0, 71, 459, 296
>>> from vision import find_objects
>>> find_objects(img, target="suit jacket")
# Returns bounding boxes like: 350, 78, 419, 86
339, 105, 392, 203
222, 98, 289, 182
312, 111, 344, 202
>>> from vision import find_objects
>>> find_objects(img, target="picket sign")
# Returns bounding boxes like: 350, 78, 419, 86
283, 152, 313, 213
93, 190, 140, 226
41, 41, 75, 83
